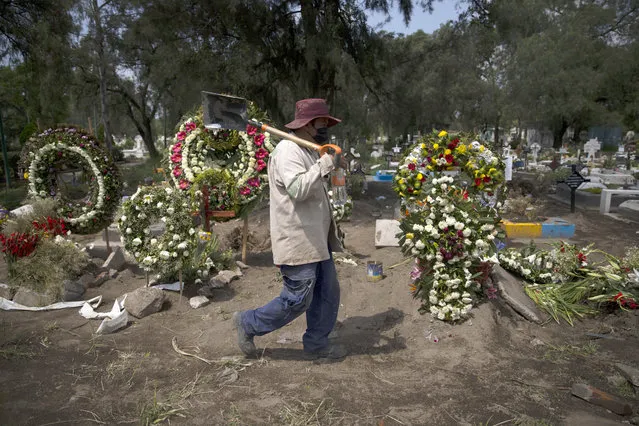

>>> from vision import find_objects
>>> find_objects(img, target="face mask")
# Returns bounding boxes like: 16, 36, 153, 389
312, 127, 329, 144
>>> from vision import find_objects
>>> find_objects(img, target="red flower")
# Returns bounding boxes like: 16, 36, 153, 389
255, 148, 269, 160
254, 134, 265, 146
407, 163, 416, 171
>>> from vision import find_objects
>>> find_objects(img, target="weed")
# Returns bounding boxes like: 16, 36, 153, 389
542, 341, 598, 361
279, 399, 335, 426
139, 390, 186, 425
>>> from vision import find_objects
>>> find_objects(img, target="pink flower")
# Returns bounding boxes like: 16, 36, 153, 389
177, 131, 187, 141
173, 167, 182, 177
256, 159, 266, 172
185, 122, 197, 132
179, 180, 189, 190
248, 177, 260, 187
170, 153, 182, 164
254, 134, 265, 146
246, 125, 257, 136
172, 142, 182, 153
240, 186, 251, 196
255, 148, 269, 160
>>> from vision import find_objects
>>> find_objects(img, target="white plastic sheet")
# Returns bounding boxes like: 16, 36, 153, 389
0, 295, 102, 311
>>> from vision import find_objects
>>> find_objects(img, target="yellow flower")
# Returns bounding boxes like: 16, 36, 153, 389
438, 130, 447, 137
433, 143, 439, 149
479, 145, 485, 152
456, 144, 466, 154
23, 172, 29, 179
406, 233, 414, 240
444, 149, 452, 155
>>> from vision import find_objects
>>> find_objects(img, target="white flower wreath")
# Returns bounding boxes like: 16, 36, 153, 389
118, 186, 198, 272
168, 111, 275, 210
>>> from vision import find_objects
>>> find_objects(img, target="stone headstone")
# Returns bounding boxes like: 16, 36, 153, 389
123, 287, 165, 318
584, 138, 601, 162
374, 219, 401, 247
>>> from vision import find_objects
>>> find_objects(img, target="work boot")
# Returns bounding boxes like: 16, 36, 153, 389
232, 312, 256, 357
303, 344, 348, 360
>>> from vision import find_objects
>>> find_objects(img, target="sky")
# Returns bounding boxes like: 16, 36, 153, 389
366, 0, 464, 35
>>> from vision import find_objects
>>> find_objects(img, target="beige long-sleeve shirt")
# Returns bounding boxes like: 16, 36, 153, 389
268, 139, 343, 266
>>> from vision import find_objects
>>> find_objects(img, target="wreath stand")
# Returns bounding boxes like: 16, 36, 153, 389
202, 185, 249, 264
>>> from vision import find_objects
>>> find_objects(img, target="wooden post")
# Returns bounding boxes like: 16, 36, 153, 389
104, 227, 111, 253
241, 215, 249, 264
178, 269, 183, 306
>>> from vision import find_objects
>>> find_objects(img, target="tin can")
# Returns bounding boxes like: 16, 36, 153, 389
367, 261, 383, 282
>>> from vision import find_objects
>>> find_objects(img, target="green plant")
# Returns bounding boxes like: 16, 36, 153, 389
9, 238, 89, 299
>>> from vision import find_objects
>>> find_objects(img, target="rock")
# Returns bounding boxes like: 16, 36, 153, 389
102, 247, 126, 271
90, 271, 109, 288
615, 363, 639, 387
531, 338, 545, 347
0, 283, 15, 300
236, 261, 249, 269
492, 265, 548, 324
189, 296, 210, 309
62, 279, 85, 301
374, 219, 401, 247
123, 287, 165, 319
78, 273, 96, 289
197, 285, 216, 297
12, 288, 55, 307
571, 383, 633, 416
109, 269, 119, 279
212, 270, 241, 287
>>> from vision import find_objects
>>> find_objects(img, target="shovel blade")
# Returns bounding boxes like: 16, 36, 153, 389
201, 91, 248, 131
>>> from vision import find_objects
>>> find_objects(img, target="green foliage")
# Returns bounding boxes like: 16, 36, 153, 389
9, 238, 89, 299
18, 123, 38, 146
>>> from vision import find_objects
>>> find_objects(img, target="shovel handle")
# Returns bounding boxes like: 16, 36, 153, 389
248, 119, 342, 156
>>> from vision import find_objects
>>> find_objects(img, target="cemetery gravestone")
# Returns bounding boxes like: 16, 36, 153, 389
584, 138, 601, 162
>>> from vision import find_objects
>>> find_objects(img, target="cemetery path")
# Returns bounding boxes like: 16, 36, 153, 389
0, 185, 637, 425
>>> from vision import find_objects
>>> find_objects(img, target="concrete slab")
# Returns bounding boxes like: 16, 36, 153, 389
374, 219, 401, 247
492, 265, 548, 324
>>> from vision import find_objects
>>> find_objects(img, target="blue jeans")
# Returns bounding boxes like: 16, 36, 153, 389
240, 258, 340, 352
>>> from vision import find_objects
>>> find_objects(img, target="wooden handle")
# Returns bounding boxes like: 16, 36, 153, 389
252, 121, 342, 155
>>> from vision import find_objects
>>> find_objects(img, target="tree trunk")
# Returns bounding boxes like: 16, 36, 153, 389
552, 119, 568, 149
91, 0, 113, 153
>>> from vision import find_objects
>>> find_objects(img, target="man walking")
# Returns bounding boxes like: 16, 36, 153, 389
233, 98, 347, 360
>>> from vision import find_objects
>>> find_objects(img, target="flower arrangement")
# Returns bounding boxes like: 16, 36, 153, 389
394, 131, 506, 322
168, 104, 275, 215
23, 127, 122, 234
500, 243, 639, 324
118, 185, 198, 274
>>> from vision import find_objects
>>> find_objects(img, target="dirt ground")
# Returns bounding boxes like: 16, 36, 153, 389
1, 182, 638, 426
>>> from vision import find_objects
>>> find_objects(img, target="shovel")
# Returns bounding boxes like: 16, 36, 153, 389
201, 91, 342, 156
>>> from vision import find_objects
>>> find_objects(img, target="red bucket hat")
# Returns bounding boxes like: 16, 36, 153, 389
284, 98, 341, 130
